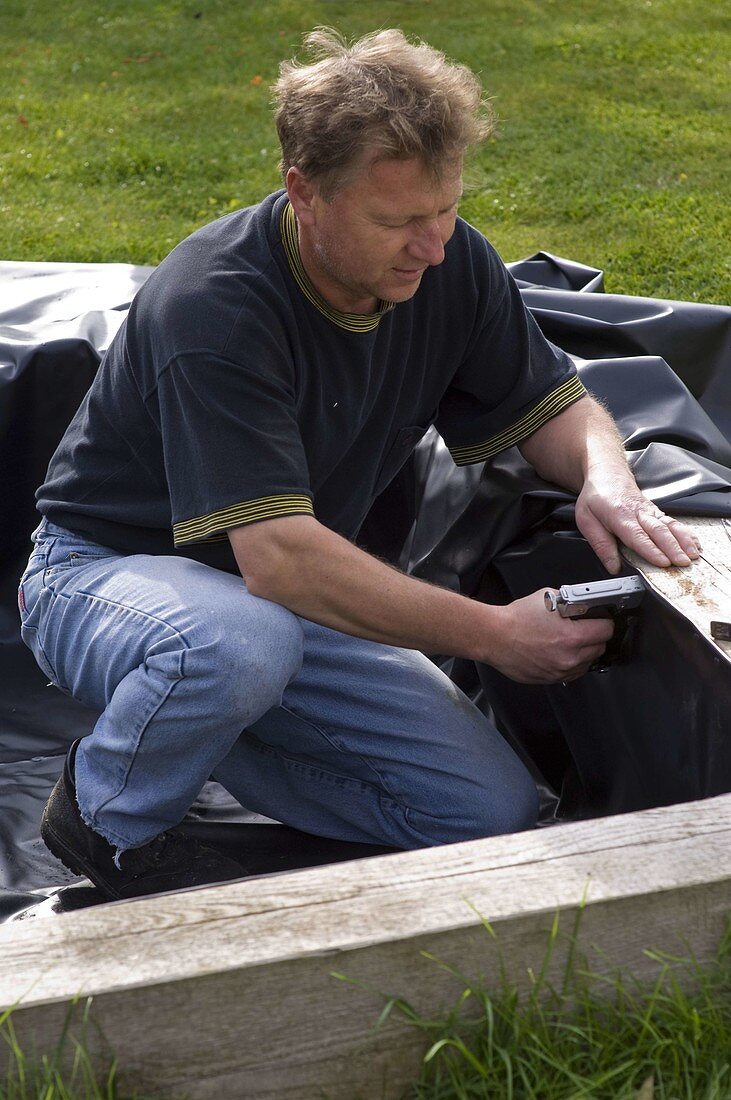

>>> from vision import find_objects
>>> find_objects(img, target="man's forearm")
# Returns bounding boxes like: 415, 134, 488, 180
518, 391, 700, 573
229, 513, 615, 684
231, 515, 507, 665
518, 394, 632, 494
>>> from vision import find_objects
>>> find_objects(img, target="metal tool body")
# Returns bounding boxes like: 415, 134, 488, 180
544, 576, 645, 619
545, 575, 646, 672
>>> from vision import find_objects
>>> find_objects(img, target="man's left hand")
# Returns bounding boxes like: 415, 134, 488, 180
575, 476, 702, 575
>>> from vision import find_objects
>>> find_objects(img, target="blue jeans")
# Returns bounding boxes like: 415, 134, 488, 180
18, 519, 538, 852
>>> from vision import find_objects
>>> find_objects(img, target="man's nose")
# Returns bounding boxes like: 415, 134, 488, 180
407, 221, 446, 267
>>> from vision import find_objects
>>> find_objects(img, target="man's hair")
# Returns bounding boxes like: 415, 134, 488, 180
273, 27, 494, 197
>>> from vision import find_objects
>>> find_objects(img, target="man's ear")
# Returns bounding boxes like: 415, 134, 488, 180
286, 167, 317, 226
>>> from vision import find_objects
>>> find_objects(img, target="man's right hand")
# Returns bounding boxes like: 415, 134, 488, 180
489, 589, 614, 685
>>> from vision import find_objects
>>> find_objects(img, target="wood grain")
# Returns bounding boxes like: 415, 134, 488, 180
624, 516, 731, 661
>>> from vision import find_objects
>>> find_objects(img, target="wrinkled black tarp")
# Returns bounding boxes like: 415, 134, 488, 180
2, 252, 730, 921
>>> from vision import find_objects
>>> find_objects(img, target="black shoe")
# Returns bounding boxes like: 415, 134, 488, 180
41, 741, 245, 901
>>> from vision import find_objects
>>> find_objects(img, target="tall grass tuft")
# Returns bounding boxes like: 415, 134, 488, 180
0, 996, 152, 1100
345, 913, 731, 1099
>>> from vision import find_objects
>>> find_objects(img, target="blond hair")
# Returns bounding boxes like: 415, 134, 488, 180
273, 28, 493, 197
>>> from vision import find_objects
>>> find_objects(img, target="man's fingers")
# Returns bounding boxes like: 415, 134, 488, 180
663, 516, 702, 557
635, 511, 701, 567
609, 506, 701, 569
550, 623, 612, 682
577, 508, 622, 575
553, 644, 608, 683
621, 522, 673, 567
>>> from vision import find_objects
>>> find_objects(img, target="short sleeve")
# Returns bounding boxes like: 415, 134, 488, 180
435, 240, 587, 466
154, 349, 313, 546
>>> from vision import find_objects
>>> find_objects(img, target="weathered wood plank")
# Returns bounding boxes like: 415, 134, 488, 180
624, 516, 731, 660
2, 794, 730, 1099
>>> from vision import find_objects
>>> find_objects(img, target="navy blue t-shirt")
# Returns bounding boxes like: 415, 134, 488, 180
38, 191, 585, 573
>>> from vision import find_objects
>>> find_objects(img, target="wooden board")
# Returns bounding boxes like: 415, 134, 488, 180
1, 794, 730, 1099
624, 516, 731, 662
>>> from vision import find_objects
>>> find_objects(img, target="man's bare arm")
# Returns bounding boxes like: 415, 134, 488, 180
228, 515, 612, 685
519, 394, 701, 574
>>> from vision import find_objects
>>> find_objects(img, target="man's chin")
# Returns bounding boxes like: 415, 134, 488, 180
383, 276, 423, 303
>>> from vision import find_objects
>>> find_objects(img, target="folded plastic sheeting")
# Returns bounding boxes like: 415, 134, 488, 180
2, 254, 730, 921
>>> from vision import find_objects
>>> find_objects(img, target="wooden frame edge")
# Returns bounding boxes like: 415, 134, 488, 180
1, 793, 730, 1098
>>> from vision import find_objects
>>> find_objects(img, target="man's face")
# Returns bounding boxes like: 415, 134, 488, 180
291, 154, 463, 315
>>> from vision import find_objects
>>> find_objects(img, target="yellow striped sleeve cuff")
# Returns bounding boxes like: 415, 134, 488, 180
448, 375, 587, 466
173, 493, 314, 545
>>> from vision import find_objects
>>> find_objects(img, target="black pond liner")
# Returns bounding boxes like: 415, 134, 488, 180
2, 254, 730, 922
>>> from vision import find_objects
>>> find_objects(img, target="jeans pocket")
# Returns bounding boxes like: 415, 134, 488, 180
18, 566, 61, 685
43, 540, 115, 581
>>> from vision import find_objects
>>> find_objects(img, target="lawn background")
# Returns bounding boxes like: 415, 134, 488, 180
1, 0, 729, 304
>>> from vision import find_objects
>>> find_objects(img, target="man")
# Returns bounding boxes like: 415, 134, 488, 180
19, 29, 699, 901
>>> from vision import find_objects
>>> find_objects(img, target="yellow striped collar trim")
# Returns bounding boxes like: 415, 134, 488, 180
448, 375, 587, 466
173, 493, 314, 545
280, 202, 394, 333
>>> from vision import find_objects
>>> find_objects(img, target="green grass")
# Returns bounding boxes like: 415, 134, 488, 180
348, 914, 731, 1099
0, 0, 728, 302
1, 997, 138, 1100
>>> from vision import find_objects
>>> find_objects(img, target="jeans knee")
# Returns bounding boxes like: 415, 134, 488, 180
483, 772, 539, 837
403, 767, 538, 848
176, 603, 304, 723
458, 756, 539, 839
236, 606, 305, 700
